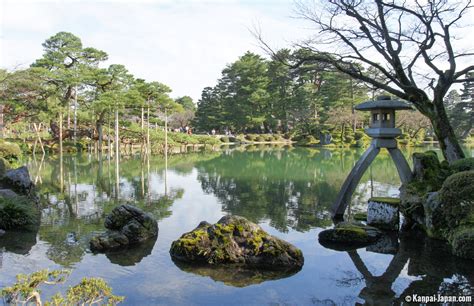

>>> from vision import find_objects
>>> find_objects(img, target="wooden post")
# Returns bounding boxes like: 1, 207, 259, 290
141, 106, 145, 155
59, 111, 64, 193
147, 102, 150, 155
73, 86, 77, 145
0, 105, 4, 138
115, 105, 120, 199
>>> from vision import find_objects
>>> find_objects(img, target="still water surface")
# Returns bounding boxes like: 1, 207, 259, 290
0, 145, 473, 305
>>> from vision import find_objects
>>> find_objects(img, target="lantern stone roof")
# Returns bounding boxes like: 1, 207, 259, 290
355, 95, 413, 111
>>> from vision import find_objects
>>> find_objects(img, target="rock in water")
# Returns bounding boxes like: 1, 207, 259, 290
367, 197, 400, 231
169, 215, 304, 270
2, 166, 34, 195
318, 222, 382, 251
90, 205, 158, 252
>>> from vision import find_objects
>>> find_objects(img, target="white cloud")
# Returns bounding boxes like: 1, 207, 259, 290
0, 0, 311, 101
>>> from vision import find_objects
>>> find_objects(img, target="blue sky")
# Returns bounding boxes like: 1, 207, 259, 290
0, 0, 311, 101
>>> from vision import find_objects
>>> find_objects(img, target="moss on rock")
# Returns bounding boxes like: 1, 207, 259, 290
369, 197, 400, 206
0, 196, 38, 230
436, 171, 474, 231
353, 212, 367, 221
449, 226, 474, 260
318, 222, 382, 250
170, 215, 304, 270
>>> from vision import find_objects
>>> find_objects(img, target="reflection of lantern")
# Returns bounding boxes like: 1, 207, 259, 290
332, 96, 413, 219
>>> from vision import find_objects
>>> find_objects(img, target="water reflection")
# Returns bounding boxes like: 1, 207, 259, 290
172, 260, 301, 288
0, 231, 37, 255
104, 235, 157, 266
195, 148, 406, 232
329, 232, 474, 305
2, 145, 471, 305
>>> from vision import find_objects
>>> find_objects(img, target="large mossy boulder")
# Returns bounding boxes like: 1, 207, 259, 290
170, 215, 304, 270
318, 222, 382, 250
2, 166, 34, 195
90, 205, 158, 252
449, 227, 474, 259
435, 171, 474, 231
400, 151, 449, 227
0, 195, 38, 231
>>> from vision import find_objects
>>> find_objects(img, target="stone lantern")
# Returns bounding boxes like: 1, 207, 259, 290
332, 95, 413, 218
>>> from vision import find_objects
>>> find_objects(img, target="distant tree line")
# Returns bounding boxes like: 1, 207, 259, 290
0, 32, 197, 152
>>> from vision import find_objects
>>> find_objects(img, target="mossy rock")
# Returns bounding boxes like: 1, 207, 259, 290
369, 197, 400, 207
353, 212, 367, 222
220, 136, 230, 143
169, 215, 304, 270
0, 141, 22, 162
318, 222, 382, 250
412, 151, 444, 189
90, 205, 158, 252
450, 157, 474, 173
0, 195, 39, 230
449, 226, 474, 260
434, 171, 474, 231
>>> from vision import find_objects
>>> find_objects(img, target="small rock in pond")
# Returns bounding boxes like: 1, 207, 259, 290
318, 222, 382, 250
90, 205, 158, 252
170, 215, 304, 270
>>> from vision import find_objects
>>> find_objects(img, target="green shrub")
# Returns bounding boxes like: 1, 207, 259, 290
297, 135, 319, 147
245, 134, 258, 141
344, 135, 355, 143
0, 196, 38, 230
354, 130, 365, 140
436, 171, 474, 231
450, 158, 474, 173
0, 141, 22, 161
0, 157, 10, 176
1, 269, 124, 305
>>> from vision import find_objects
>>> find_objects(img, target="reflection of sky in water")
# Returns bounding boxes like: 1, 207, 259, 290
1, 147, 472, 305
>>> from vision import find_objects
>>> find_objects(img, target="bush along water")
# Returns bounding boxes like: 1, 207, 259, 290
399, 152, 474, 260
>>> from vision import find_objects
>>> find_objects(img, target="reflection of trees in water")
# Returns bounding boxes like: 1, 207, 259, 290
195, 148, 404, 232
37, 188, 183, 268
332, 232, 474, 305
21, 153, 206, 268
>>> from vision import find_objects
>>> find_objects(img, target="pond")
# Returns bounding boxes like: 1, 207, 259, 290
1, 145, 473, 305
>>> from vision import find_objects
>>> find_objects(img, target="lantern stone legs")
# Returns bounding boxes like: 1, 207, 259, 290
331, 139, 412, 218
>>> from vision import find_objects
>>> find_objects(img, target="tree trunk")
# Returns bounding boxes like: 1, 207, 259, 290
431, 100, 465, 163
115, 107, 119, 159
96, 111, 105, 153
147, 104, 150, 154
59, 111, 63, 153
